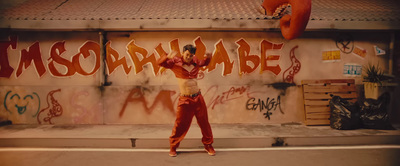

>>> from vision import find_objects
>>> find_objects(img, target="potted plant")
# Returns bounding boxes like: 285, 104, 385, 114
362, 64, 396, 99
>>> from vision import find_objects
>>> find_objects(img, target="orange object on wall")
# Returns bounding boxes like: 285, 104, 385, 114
261, 0, 312, 40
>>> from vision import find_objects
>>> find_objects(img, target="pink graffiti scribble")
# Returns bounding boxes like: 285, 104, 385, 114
70, 91, 102, 124
204, 85, 252, 110
283, 46, 301, 83
37, 89, 62, 124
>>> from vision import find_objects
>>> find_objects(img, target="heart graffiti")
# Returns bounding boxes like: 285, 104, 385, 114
4, 91, 41, 117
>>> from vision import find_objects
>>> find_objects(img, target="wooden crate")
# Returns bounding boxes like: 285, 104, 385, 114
302, 79, 357, 126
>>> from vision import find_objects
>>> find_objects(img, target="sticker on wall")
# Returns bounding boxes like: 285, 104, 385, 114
322, 50, 341, 62
335, 33, 354, 54
374, 46, 386, 56
352, 46, 367, 59
343, 63, 362, 77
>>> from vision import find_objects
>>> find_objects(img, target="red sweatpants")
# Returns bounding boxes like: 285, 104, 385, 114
170, 94, 213, 148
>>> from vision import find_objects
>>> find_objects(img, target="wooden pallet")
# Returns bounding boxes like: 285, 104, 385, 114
302, 79, 358, 126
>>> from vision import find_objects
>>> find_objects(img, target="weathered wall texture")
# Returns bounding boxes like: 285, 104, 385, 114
0, 31, 395, 125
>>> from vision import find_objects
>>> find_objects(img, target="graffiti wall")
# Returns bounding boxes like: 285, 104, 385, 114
0, 31, 391, 124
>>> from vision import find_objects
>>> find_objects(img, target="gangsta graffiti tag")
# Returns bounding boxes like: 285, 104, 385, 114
246, 96, 282, 120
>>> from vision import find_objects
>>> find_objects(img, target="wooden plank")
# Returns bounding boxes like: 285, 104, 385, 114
306, 111, 331, 115
304, 99, 357, 106
304, 100, 330, 106
302, 79, 356, 126
302, 79, 355, 85
303, 85, 356, 93
305, 120, 330, 126
306, 114, 330, 119
305, 111, 330, 114
303, 92, 358, 100
305, 106, 330, 113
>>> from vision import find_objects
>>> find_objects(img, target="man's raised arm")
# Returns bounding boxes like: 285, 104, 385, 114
157, 51, 178, 68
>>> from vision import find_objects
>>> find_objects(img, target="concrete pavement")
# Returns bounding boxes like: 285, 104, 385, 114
0, 123, 399, 149
1, 145, 400, 166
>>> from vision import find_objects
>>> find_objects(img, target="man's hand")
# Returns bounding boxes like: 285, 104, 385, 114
205, 52, 212, 59
167, 51, 179, 59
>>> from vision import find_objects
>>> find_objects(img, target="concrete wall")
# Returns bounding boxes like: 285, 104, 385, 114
0, 30, 395, 125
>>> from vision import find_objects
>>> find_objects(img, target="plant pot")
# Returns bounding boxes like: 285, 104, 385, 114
364, 82, 398, 99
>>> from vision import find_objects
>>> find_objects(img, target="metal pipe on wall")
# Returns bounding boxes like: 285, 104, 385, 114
99, 31, 111, 87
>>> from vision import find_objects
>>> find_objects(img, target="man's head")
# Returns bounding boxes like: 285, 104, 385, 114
182, 44, 196, 63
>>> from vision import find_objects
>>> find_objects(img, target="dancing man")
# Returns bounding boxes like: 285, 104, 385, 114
157, 44, 215, 157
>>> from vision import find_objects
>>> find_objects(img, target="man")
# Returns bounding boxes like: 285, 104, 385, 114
157, 44, 215, 157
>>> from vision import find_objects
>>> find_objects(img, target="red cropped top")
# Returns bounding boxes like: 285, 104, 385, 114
157, 54, 211, 79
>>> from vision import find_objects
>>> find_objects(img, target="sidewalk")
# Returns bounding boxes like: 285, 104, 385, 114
0, 123, 399, 149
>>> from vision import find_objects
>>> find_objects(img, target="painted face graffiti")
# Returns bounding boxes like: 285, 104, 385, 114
3, 91, 40, 117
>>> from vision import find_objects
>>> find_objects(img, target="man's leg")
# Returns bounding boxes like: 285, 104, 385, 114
194, 95, 215, 156
169, 97, 194, 156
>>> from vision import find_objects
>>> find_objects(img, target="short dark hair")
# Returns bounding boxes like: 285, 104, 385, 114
183, 44, 196, 54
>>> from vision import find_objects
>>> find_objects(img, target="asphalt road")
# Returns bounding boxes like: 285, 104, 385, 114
1, 145, 399, 166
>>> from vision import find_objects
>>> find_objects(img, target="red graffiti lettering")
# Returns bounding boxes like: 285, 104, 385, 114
207, 40, 234, 76
236, 39, 260, 75
260, 40, 283, 75
155, 43, 168, 74
155, 43, 167, 56
169, 39, 182, 57
72, 41, 101, 76
2, 35, 291, 79
0, 36, 17, 78
119, 88, 177, 117
106, 41, 132, 75
127, 40, 160, 75
16, 42, 46, 77
48, 41, 76, 76
48, 41, 101, 76
194, 37, 207, 60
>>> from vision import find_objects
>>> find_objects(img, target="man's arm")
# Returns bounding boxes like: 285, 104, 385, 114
197, 53, 212, 67
157, 51, 178, 68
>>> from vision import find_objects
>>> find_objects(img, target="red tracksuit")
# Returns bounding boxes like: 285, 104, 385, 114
157, 54, 213, 148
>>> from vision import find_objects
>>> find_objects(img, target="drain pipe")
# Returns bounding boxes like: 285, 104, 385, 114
99, 31, 111, 87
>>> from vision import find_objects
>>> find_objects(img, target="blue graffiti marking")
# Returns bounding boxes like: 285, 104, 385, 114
4, 91, 13, 113
4, 91, 41, 117
31, 92, 40, 117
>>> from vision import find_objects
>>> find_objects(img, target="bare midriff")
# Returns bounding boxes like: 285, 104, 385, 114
177, 78, 199, 96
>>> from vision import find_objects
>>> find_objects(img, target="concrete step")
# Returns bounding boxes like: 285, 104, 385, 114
0, 124, 399, 149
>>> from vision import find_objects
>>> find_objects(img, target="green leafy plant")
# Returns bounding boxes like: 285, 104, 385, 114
362, 64, 387, 85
